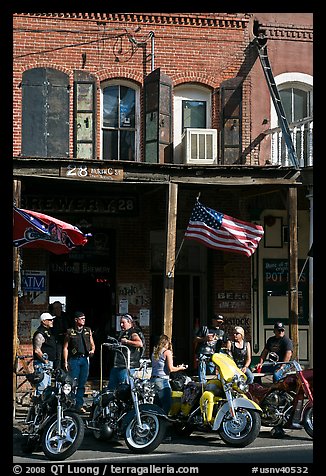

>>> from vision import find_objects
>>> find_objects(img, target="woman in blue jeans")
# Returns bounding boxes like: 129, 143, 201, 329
150, 335, 187, 414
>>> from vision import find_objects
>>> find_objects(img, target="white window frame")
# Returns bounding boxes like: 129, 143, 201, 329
100, 79, 140, 161
173, 85, 212, 164
271, 72, 313, 128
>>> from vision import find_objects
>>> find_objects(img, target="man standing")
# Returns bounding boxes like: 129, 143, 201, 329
256, 321, 293, 382
63, 311, 95, 413
51, 301, 72, 369
194, 314, 227, 383
107, 314, 144, 390
32, 312, 57, 394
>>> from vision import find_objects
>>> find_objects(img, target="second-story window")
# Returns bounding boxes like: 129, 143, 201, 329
271, 73, 313, 167
182, 100, 206, 131
101, 82, 137, 161
280, 87, 312, 124
21, 67, 69, 158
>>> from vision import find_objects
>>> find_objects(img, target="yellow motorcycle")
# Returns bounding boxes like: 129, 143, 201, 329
169, 352, 262, 447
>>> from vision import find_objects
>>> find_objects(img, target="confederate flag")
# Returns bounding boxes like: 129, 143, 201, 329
13, 206, 89, 255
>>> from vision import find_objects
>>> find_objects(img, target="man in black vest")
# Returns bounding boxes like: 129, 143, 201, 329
194, 314, 227, 383
32, 312, 57, 394
63, 311, 95, 413
50, 300, 72, 369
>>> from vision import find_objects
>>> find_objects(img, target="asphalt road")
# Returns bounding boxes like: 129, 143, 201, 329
12, 421, 313, 465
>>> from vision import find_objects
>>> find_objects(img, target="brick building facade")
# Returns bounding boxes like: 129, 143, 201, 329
13, 13, 313, 384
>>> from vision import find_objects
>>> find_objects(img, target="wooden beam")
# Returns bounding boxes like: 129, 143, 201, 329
13, 180, 21, 418
288, 186, 299, 359
163, 182, 178, 339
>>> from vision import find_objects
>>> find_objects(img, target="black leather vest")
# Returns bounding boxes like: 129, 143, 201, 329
33, 325, 57, 362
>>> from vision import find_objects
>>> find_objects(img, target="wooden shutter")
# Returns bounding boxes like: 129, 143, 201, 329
144, 68, 173, 163
220, 77, 243, 164
22, 68, 69, 157
73, 71, 96, 159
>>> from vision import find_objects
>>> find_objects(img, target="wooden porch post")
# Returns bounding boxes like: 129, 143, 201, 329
13, 180, 21, 417
288, 186, 299, 359
163, 182, 178, 339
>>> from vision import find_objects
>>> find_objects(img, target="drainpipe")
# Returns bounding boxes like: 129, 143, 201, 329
149, 31, 155, 72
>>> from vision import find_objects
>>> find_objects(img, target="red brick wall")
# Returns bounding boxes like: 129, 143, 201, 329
13, 13, 251, 161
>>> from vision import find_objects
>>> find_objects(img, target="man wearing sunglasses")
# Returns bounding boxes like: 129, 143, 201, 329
63, 311, 95, 413
32, 312, 57, 394
256, 322, 293, 382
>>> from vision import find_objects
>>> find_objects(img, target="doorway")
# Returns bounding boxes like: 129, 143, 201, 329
151, 274, 204, 371
48, 229, 116, 378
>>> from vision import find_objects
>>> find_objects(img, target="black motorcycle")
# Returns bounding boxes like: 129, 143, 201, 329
86, 339, 169, 453
21, 364, 85, 460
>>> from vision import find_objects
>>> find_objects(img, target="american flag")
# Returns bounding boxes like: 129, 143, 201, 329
13, 206, 90, 255
185, 201, 264, 257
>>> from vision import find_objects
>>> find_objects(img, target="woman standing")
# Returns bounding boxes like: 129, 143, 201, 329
150, 334, 187, 414
226, 326, 254, 384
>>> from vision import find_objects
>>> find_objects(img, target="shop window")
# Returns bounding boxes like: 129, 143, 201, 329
263, 259, 309, 325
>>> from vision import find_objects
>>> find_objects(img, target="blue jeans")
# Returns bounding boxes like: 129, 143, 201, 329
107, 367, 136, 390
261, 363, 288, 383
242, 366, 254, 384
150, 377, 171, 414
198, 355, 216, 383
68, 356, 89, 409
33, 361, 52, 395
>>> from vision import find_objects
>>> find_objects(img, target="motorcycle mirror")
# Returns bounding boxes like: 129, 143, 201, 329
107, 336, 118, 343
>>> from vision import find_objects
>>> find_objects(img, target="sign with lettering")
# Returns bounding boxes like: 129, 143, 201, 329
61, 165, 123, 181
21, 196, 138, 216
263, 259, 309, 324
22, 270, 46, 291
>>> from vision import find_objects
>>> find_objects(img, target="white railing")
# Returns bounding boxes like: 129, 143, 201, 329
268, 117, 313, 168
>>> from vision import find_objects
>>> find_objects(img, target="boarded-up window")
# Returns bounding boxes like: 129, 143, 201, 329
144, 69, 173, 163
22, 68, 69, 157
220, 77, 242, 165
74, 71, 96, 159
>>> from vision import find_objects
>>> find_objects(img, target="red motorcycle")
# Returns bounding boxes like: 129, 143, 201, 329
247, 358, 313, 438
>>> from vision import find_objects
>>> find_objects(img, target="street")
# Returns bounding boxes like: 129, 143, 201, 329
13, 422, 313, 465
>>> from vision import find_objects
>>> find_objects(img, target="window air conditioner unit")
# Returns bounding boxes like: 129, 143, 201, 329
182, 128, 218, 165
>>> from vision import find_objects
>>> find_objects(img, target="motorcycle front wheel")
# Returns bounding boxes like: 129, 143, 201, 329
303, 406, 313, 438
124, 411, 166, 453
41, 410, 85, 460
219, 408, 261, 447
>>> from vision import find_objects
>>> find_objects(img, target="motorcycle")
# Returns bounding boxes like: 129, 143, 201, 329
21, 363, 85, 460
248, 355, 313, 438
169, 352, 262, 447
86, 338, 169, 453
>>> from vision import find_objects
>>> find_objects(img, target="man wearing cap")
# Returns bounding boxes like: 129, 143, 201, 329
107, 314, 144, 390
194, 314, 228, 383
63, 311, 95, 413
256, 322, 293, 382
32, 312, 57, 394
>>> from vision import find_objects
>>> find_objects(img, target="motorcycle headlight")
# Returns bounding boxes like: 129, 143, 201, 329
62, 383, 72, 395
232, 374, 249, 393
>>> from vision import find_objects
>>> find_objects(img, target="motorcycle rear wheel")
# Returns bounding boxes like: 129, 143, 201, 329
124, 411, 166, 453
303, 406, 313, 438
41, 410, 85, 460
219, 408, 261, 447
